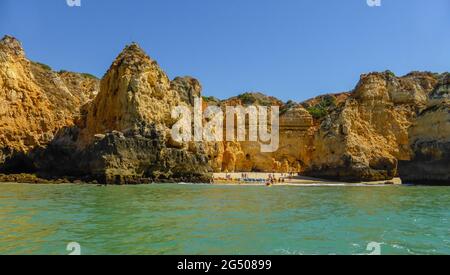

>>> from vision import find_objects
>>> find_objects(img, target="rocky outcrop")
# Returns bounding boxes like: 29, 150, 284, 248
209, 72, 443, 181
1, 35, 448, 184
171, 76, 202, 106
205, 93, 314, 173
35, 43, 211, 184
0, 35, 99, 171
79, 43, 180, 144
34, 123, 210, 184
0, 36, 211, 184
201, 71, 446, 183
304, 71, 439, 181
399, 74, 450, 184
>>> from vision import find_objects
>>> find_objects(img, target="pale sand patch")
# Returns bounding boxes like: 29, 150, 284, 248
212, 172, 402, 186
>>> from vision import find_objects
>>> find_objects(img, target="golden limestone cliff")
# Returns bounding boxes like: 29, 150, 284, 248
0, 35, 448, 184
35, 43, 211, 184
305, 72, 439, 181
204, 94, 314, 173
0, 35, 99, 171
399, 73, 450, 184
206, 71, 444, 183
79, 43, 181, 145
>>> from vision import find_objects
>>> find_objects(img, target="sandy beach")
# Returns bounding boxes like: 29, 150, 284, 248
212, 172, 403, 186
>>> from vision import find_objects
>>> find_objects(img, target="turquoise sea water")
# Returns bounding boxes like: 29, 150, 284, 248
0, 184, 449, 255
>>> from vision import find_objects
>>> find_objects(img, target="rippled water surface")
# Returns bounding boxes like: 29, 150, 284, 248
0, 184, 449, 255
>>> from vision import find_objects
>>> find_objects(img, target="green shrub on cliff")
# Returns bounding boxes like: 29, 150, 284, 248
34, 62, 52, 71
202, 96, 221, 106
280, 100, 297, 115
307, 106, 328, 119
306, 95, 336, 119
238, 93, 258, 105
81, 73, 98, 79
320, 95, 336, 108
237, 92, 276, 106
385, 70, 396, 78
202, 96, 219, 102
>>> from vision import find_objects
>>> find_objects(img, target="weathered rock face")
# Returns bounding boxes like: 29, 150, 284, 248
0, 35, 99, 171
304, 72, 439, 181
0, 36, 210, 183
399, 74, 450, 184
208, 72, 441, 181
35, 123, 210, 183
204, 93, 314, 173
1, 35, 448, 184
38, 43, 212, 184
170, 76, 202, 106
204, 73, 442, 180
79, 43, 181, 145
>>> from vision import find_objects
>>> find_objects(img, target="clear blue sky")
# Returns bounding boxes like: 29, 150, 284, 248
1, 0, 449, 102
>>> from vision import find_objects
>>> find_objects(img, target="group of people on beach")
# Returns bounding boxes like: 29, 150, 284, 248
211, 172, 300, 185
267, 174, 286, 184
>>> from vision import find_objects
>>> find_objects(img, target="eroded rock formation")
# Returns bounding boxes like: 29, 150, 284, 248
399, 74, 450, 184
35, 43, 211, 184
0, 35, 448, 184
206, 97, 314, 173
304, 71, 439, 181
0, 35, 99, 171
